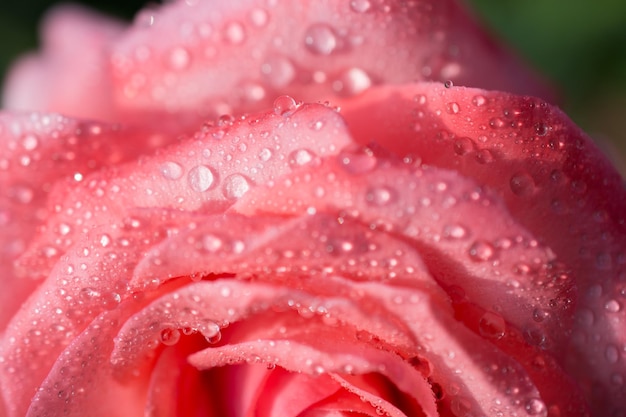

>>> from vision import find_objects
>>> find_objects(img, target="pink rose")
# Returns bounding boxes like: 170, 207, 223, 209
0, 1, 624, 416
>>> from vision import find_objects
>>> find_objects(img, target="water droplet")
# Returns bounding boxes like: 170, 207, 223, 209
478, 311, 506, 339
532, 308, 549, 322
365, 186, 397, 206
223, 21, 246, 44
160, 161, 184, 180
160, 328, 181, 346
258, 148, 272, 162
202, 234, 223, 252
334, 68, 371, 96
605, 344, 619, 364
442, 224, 468, 239
262, 56, 295, 88
510, 172, 535, 197
534, 123, 549, 137
99, 234, 111, 247
249, 8, 269, 27
166, 46, 191, 71
523, 326, 546, 347
605, 299, 622, 313
444, 80, 454, 88
350, 0, 372, 12
201, 321, 222, 344
525, 398, 547, 416
453, 137, 474, 156
21, 134, 39, 150
475, 149, 494, 164
273, 95, 297, 116
222, 174, 252, 199
468, 240, 496, 262
446, 102, 460, 114
304, 23, 338, 55
472, 95, 486, 107
289, 149, 316, 167
489, 117, 506, 128
188, 165, 217, 192
338, 146, 377, 174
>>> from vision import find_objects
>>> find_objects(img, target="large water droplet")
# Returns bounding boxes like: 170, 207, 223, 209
304, 23, 338, 55
188, 165, 217, 192
478, 311, 506, 339
453, 137, 474, 156
160, 161, 184, 180
605, 299, 622, 313
468, 240, 496, 262
273, 95, 297, 116
222, 174, 252, 199
510, 172, 535, 197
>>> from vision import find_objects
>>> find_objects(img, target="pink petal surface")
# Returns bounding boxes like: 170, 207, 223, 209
4, 0, 551, 128
0, 111, 175, 329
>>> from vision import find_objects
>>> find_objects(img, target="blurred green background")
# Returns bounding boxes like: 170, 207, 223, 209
0, 0, 624, 165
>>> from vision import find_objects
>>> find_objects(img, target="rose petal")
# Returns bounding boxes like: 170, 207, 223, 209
2, 5, 123, 121
4, 0, 552, 126
0, 111, 174, 329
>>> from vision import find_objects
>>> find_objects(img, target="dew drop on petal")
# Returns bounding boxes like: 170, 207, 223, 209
304, 23, 338, 55
334, 68, 371, 96
510, 172, 535, 197
472, 95, 486, 107
605, 344, 620, 364
160, 328, 181, 346
202, 234, 223, 252
258, 148, 272, 162
365, 186, 397, 206
443, 224, 468, 240
468, 240, 496, 262
166, 46, 191, 71
273, 95, 297, 116
160, 161, 184, 180
478, 311, 506, 339
223, 21, 246, 44
525, 398, 547, 416
605, 299, 622, 313
446, 102, 460, 114
222, 174, 252, 199
350, 0, 372, 12
188, 165, 217, 192
289, 149, 316, 167
475, 149, 494, 164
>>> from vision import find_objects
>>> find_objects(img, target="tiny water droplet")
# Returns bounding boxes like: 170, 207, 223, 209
443, 224, 468, 239
446, 102, 460, 114
338, 146, 377, 174
304, 23, 338, 55
478, 311, 506, 339
365, 186, 397, 206
223, 21, 246, 44
273, 95, 297, 116
334, 68, 371, 96
510, 172, 535, 197
289, 149, 316, 167
453, 137, 474, 156
222, 174, 252, 199
160, 328, 181, 346
258, 147, 272, 162
188, 165, 217, 192
605, 299, 622, 313
525, 398, 547, 416
472, 95, 486, 107
202, 234, 223, 252
475, 149, 494, 164
444, 80, 454, 88
166, 46, 191, 71
160, 161, 184, 180
468, 240, 496, 262
350, 0, 372, 12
